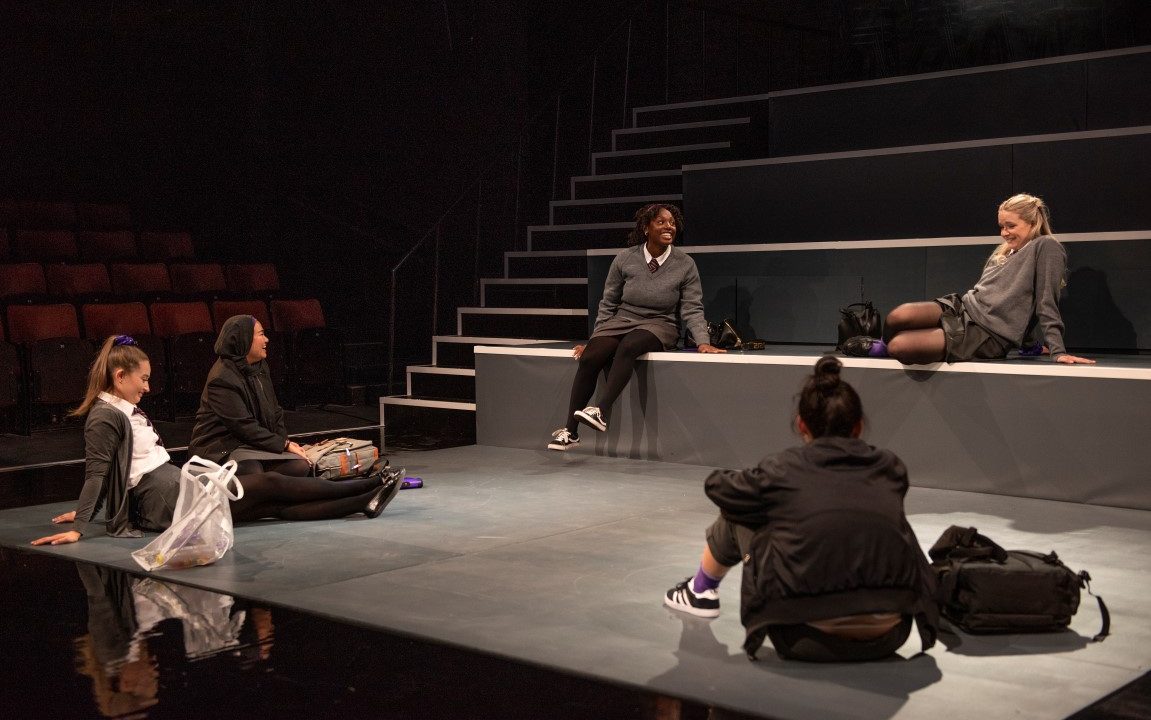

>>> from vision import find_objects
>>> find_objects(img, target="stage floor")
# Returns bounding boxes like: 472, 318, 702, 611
2, 444, 1148, 720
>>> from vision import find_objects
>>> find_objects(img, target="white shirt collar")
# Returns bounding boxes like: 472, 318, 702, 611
643, 245, 671, 266
98, 391, 135, 418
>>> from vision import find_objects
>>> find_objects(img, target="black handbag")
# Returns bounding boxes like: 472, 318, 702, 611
836, 301, 882, 350
707, 319, 742, 349
929, 526, 1109, 640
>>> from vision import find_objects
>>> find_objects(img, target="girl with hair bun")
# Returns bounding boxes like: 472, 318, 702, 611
663, 357, 938, 663
843, 193, 1094, 365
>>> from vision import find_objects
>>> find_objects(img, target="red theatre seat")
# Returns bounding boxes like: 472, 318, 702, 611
137, 231, 195, 262
45, 263, 113, 300
271, 299, 344, 405
0, 263, 48, 300
18, 201, 77, 230
5, 303, 92, 412
77, 231, 137, 261
75, 203, 133, 231
169, 262, 227, 298
12, 230, 79, 262
149, 300, 217, 401
110, 263, 172, 301
225, 263, 280, 296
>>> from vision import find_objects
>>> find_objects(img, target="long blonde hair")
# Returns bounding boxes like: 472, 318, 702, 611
991, 193, 1055, 264
71, 336, 150, 417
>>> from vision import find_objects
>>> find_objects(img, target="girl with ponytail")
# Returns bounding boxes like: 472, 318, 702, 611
33, 336, 402, 547
843, 193, 1094, 365
663, 357, 938, 663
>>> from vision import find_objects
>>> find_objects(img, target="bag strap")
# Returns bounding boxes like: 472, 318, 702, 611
1078, 570, 1111, 642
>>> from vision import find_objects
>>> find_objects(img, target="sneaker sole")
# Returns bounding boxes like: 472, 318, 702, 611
573, 410, 607, 432
547, 441, 578, 451
663, 594, 720, 618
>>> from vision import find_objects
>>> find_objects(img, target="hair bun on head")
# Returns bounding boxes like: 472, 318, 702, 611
813, 356, 842, 391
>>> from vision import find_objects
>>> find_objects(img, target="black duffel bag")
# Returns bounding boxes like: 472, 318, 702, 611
928, 526, 1109, 640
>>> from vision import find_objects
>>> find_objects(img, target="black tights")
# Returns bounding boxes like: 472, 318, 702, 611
235, 458, 312, 477
565, 329, 662, 433
229, 472, 380, 523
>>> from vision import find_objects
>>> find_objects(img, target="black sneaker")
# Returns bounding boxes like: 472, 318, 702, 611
840, 335, 879, 357
573, 406, 607, 432
547, 428, 579, 451
663, 577, 720, 618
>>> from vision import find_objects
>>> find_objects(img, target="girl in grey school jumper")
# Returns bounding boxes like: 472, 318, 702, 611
32, 337, 401, 547
842, 193, 1095, 365
548, 203, 725, 451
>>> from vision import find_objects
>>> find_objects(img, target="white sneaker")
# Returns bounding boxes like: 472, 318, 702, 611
547, 428, 580, 451
664, 577, 720, 618
573, 406, 607, 432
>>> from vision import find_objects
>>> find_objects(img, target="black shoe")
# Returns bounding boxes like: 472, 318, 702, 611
841, 335, 878, 357
363, 457, 390, 477
364, 475, 401, 518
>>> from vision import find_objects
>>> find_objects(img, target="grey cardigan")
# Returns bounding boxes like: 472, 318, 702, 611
961, 235, 1068, 357
592, 244, 710, 348
73, 400, 140, 538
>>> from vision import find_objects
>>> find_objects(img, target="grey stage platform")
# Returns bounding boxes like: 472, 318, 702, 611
1, 444, 1148, 720
476, 344, 1151, 511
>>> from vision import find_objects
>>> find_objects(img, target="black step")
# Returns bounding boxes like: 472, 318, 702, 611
407, 367, 475, 401
458, 309, 587, 340
570, 170, 682, 200
504, 252, 588, 279
593, 142, 734, 175
528, 223, 631, 252
482, 279, 588, 308
551, 195, 682, 225
381, 398, 475, 450
432, 336, 555, 368
613, 117, 752, 151
633, 96, 771, 128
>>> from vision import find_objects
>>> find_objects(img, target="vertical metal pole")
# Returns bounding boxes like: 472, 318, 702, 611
550, 95, 561, 200
388, 267, 396, 393
474, 181, 482, 306
622, 19, 632, 127
513, 138, 523, 253
432, 224, 441, 338
664, 1, 670, 104
701, 9, 707, 98
587, 55, 597, 174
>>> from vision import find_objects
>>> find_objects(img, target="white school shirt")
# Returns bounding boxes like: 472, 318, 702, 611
643, 244, 671, 267
98, 392, 170, 488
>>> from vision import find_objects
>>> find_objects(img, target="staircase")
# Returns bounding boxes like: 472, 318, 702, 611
379, 98, 771, 448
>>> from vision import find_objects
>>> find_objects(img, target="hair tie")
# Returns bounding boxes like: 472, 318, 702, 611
113, 335, 138, 347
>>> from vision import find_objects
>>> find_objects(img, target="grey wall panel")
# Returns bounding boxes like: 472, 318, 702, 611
476, 352, 1151, 509
685, 146, 1012, 244
769, 62, 1087, 157
588, 240, 1151, 350
1061, 240, 1151, 350
1013, 134, 1151, 232
1087, 53, 1151, 129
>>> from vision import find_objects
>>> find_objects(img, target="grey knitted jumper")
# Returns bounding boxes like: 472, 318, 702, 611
961, 235, 1068, 357
592, 244, 710, 348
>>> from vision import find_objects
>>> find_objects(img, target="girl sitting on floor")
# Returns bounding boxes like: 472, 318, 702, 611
664, 357, 938, 663
32, 335, 400, 547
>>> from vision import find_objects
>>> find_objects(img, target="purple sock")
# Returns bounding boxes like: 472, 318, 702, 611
868, 339, 888, 358
692, 567, 722, 594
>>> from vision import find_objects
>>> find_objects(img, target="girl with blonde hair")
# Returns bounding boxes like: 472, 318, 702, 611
843, 193, 1094, 365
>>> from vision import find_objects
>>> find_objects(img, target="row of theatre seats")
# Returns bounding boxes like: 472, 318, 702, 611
0, 229, 194, 263
0, 297, 342, 436
0, 261, 280, 302
0, 199, 135, 232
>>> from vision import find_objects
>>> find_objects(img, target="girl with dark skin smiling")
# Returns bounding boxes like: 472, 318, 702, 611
548, 203, 725, 451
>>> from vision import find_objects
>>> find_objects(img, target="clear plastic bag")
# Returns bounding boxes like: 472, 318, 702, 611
132, 457, 244, 571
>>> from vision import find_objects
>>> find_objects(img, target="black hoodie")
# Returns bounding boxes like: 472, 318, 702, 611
705, 436, 939, 657
188, 315, 287, 463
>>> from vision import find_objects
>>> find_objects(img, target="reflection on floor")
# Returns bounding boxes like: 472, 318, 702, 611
1, 550, 721, 720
